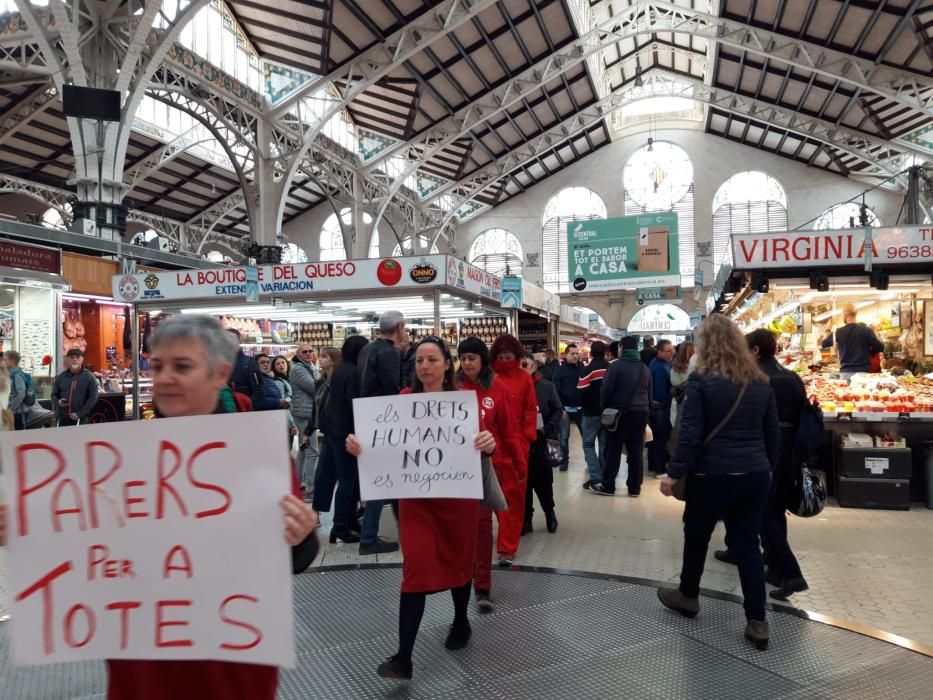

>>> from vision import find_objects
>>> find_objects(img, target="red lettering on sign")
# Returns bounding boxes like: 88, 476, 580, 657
155, 600, 193, 648
163, 544, 194, 579
105, 601, 142, 650
186, 442, 232, 518
15, 560, 73, 655
738, 239, 758, 263
16, 443, 66, 536
64, 603, 96, 648
156, 440, 188, 519
85, 441, 121, 529
176, 272, 193, 286
123, 480, 149, 519
51, 478, 86, 533
219, 595, 262, 651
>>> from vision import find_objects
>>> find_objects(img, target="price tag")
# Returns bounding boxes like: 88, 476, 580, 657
898, 412, 912, 421
837, 412, 852, 422
866, 413, 883, 422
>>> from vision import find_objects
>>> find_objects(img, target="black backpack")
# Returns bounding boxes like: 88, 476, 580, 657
795, 395, 825, 455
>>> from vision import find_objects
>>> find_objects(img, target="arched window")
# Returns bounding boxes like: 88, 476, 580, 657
320, 208, 350, 261
623, 142, 695, 287
542, 187, 607, 293
815, 203, 881, 230
280, 242, 309, 264
627, 303, 691, 333
469, 228, 523, 277
392, 235, 439, 256
712, 171, 788, 276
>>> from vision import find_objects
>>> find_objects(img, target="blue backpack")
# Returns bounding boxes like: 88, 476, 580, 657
12, 368, 36, 407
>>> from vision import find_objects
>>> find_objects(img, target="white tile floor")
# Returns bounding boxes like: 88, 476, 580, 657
2, 432, 932, 650
312, 432, 933, 650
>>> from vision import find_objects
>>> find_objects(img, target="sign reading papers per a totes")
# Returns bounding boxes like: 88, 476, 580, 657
353, 392, 482, 500
0, 412, 295, 666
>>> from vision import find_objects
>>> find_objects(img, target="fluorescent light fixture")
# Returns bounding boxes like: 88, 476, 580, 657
813, 300, 874, 323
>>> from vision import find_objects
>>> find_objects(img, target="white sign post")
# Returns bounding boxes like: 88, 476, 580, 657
0, 412, 294, 667
352, 392, 482, 500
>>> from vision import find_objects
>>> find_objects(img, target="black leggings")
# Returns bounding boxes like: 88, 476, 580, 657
396, 581, 471, 663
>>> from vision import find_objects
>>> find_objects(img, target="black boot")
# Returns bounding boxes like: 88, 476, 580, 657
377, 655, 413, 679
329, 526, 360, 544
545, 510, 558, 533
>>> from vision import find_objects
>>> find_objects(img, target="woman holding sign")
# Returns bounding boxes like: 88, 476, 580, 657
109, 315, 319, 699
346, 336, 496, 680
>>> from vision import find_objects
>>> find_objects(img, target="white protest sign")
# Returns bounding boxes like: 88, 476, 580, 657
353, 391, 482, 500
0, 411, 294, 667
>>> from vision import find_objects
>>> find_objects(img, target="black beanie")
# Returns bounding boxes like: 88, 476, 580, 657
458, 336, 489, 362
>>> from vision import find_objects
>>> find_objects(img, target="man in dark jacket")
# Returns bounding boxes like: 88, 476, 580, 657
648, 339, 675, 476
820, 303, 884, 380
592, 336, 653, 496
541, 348, 559, 381
640, 335, 657, 366
577, 341, 609, 488
228, 329, 282, 411
51, 348, 99, 426
716, 329, 810, 601
552, 343, 585, 472
356, 310, 406, 555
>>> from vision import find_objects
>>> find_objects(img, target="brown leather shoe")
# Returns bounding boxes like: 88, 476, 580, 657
745, 619, 769, 650
656, 587, 699, 618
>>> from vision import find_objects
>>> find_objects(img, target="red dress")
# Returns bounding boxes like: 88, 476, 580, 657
399, 387, 483, 593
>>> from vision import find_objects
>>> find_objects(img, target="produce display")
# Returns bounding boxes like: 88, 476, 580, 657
802, 372, 933, 413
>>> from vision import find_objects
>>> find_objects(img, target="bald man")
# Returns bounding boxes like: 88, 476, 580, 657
821, 303, 884, 381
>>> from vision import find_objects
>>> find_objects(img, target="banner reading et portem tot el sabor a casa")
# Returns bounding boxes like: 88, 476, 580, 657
566, 212, 679, 291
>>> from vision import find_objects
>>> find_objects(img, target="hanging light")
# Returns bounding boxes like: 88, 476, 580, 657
634, 62, 644, 87
647, 136, 653, 151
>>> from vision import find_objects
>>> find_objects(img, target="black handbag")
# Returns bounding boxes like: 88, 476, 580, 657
545, 438, 563, 468
600, 408, 621, 431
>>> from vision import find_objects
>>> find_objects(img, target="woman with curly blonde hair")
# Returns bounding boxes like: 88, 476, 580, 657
658, 314, 779, 651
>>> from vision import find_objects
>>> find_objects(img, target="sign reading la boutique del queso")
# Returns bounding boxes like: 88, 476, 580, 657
731, 225, 933, 269
112, 255, 502, 304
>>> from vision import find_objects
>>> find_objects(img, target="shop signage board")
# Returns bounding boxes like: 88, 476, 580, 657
731, 225, 933, 269
500, 276, 522, 308
352, 392, 482, 501
637, 286, 682, 304
112, 256, 502, 306
0, 411, 294, 666
522, 281, 558, 315
566, 212, 680, 291
0, 240, 62, 274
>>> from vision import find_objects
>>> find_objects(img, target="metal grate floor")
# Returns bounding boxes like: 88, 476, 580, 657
1, 566, 931, 699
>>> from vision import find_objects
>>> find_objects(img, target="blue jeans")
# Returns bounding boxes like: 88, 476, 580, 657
360, 499, 399, 545
559, 411, 583, 470
581, 415, 605, 482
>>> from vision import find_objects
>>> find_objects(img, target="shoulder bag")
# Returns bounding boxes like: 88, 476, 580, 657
601, 364, 648, 432
480, 456, 508, 512
671, 382, 747, 502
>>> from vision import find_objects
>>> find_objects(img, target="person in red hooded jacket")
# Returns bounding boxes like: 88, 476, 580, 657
458, 336, 523, 613
489, 333, 538, 565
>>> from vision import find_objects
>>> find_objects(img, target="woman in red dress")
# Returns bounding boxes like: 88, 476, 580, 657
489, 334, 539, 565
457, 336, 523, 613
346, 336, 496, 680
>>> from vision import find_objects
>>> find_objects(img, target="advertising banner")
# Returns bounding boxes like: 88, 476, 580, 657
636, 286, 682, 304
444, 257, 502, 304
567, 213, 680, 291
731, 225, 933, 269
500, 277, 522, 308
0, 240, 62, 274
0, 412, 294, 666
352, 392, 482, 501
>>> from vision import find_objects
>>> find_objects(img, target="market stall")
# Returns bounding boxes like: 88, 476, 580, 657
112, 255, 508, 418
730, 225, 933, 508
507, 280, 559, 357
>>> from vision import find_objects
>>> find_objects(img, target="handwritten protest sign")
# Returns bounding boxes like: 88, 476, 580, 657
0, 411, 294, 667
353, 392, 482, 500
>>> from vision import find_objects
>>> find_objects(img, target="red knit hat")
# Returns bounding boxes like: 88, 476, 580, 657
490, 333, 523, 359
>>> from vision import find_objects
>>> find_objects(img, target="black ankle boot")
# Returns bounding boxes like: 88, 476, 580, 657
445, 622, 472, 650
329, 526, 360, 544
545, 510, 558, 533
377, 654, 413, 679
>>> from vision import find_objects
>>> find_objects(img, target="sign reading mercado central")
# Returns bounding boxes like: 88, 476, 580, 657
567, 213, 680, 291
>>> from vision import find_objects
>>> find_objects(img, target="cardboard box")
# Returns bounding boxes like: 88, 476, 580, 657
638, 226, 669, 273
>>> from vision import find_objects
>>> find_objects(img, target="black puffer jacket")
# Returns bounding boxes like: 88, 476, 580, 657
667, 373, 779, 480
320, 359, 360, 440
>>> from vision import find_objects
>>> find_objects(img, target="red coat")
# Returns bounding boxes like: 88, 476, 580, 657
459, 375, 523, 481
491, 360, 539, 450
398, 387, 482, 593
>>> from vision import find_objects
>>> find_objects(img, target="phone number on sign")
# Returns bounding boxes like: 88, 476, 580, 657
887, 245, 933, 259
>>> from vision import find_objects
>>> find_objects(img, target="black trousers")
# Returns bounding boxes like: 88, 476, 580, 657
680, 472, 770, 622
760, 445, 804, 581
601, 410, 649, 494
525, 440, 555, 517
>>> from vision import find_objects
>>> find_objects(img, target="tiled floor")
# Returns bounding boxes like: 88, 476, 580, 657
311, 431, 933, 650
2, 432, 933, 651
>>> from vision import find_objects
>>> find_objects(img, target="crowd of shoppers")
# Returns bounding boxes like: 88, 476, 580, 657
0, 302, 815, 676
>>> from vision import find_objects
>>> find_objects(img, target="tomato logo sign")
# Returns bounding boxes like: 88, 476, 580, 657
376, 259, 402, 286
118, 275, 139, 301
